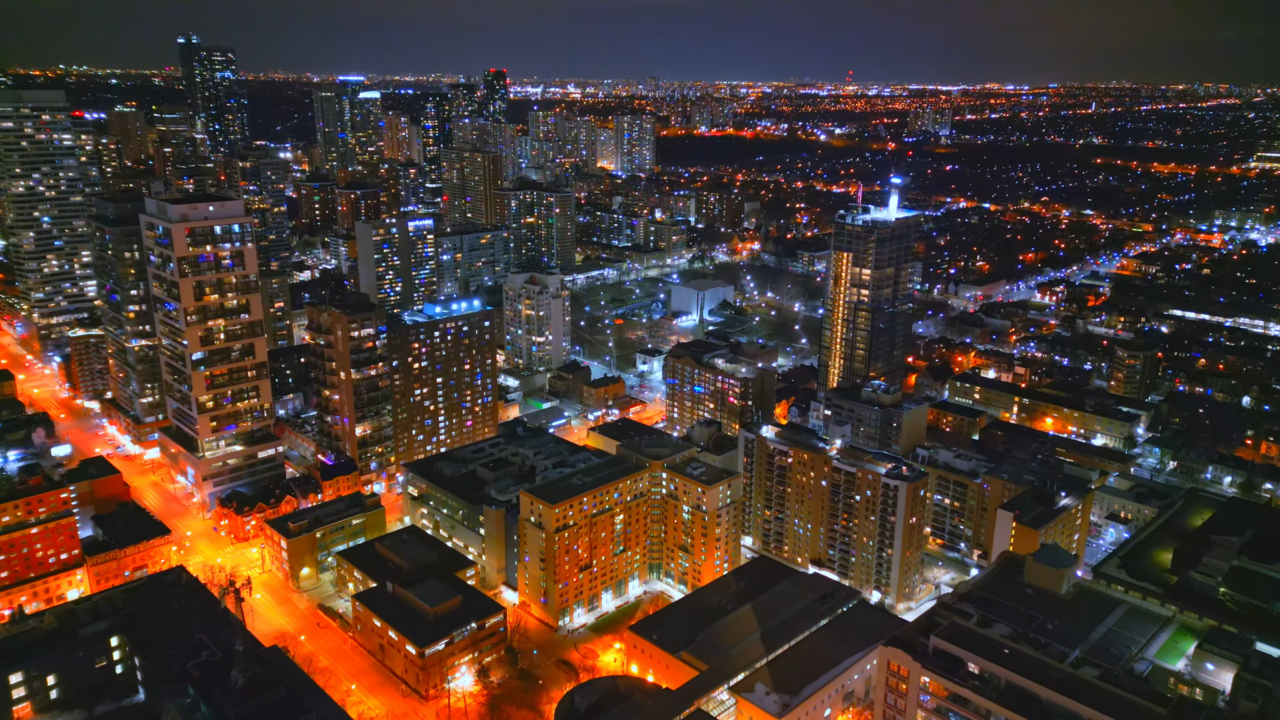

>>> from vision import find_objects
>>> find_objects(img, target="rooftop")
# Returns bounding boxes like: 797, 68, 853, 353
336, 525, 475, 586
950, 371, 1144, 424
731, 602, 906, 718
353, 574, 502, 650
665, 457, 738, 487
930, 399, 989, 420
265, 492, 381, 540
0, 566, 349, 720
627, 557, 860, 677
83, 501, 172, 556
591, 417, 671, 444
61, 455, 122, 485
522, 455, 647, 505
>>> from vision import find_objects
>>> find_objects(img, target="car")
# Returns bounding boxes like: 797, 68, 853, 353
104, 452, 114, 459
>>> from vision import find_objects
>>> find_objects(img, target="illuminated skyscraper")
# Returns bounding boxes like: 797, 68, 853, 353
356, 214, 439, 313
503, 272, 570, 371
143, 194, 281, 505
382, 111, 420, 164
418, 89, 451, 182
175, 33, 248, 157
494, 180, 575, 272
481, 69, 509, 122
390, 300, 499, 463
235, 148, 290, 270
305, 291, 394, 488
442, 144, 501, 227
91, 192, 166, 447
819, 183, 921, 389
612, 115, 656, 175
313, 77, 367, 174
0, 91, 100, 357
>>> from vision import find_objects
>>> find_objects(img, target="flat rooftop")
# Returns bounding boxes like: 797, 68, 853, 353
1093, 489, 1280, 644
265, 492, 381, 540
336, 525, 475, 585
83, 501, 171, 555
950, 372, 1143, 424
353, 574, 503, 649
929, 399, 989, 420
590, 417, 671, 444
522, 455, 646, 505
61, 455, 122, 484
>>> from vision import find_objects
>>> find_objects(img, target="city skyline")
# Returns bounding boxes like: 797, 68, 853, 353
1, 0, 1279, 84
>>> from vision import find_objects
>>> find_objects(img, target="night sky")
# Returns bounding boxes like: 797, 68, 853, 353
2, 0, 1277, 84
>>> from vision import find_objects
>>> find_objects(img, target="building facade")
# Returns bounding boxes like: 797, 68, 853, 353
820, 204, 920, 388
143, 195, 281, 505
503, 272, 571, 371
305, 291, 394, 488
0, 91, 100, 358
390, 302, 500, 464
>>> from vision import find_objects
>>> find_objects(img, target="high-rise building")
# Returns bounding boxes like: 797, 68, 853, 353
312, 77, 367, 175
175, 33, 248, 157
436, 224, 508, 296
106, 107, 148, 167
447, 82, 480, 121
819, 196, 921, 389
143, 194, 281, 505
1107, 339, 1158, 400
383, 161, 431, 215
149, 104, 208, 186
336, 184, 382, 231
305, 291, 394, 489
356, 214, 438, 312
349, 90, 384, 166
91, 192, 166, 448
503, 272, 571, 371
390, 301, 499, 463
235, 148, 291, 271
418, 89, 451, 182
662, 339, 777, 437
495, 180, 576, 272
259, 269, 292, 351
480, 69, 509, 122
612, 115, 657, 175
296, 173, 338, 233
740, 423, 931, 610
452, 118, 520, 184
382, 111, 420, 164
441, 144, 501, 227
0, 91, 100, 358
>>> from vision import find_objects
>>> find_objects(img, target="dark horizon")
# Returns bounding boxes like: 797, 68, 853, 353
2, 0, 1278, 85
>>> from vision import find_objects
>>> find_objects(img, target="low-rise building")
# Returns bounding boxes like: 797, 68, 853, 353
927, 398, 989, 439
0, 566, 350, 720
82, 501, 174, 592
344, 527, 505, 696
263, 492, 386, 589
947, 371, 1150, 449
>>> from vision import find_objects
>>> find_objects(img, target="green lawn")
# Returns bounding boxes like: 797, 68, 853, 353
1155, 625, 1202, 667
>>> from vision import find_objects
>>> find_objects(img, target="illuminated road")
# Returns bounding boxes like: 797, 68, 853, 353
0, 333, 447, 720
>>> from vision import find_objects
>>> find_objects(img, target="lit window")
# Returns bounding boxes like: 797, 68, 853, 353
11, 687, 25, 700
7, 672, 21, 685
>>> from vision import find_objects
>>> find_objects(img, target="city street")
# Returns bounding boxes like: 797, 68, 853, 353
0, 332, 440, 720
